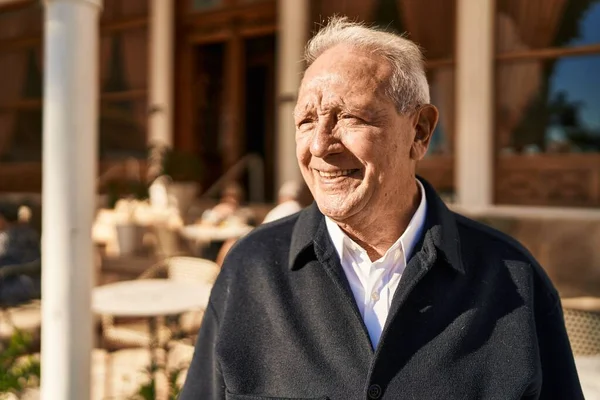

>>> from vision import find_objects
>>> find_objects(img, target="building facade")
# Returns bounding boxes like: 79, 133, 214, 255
0, 0, 600, 207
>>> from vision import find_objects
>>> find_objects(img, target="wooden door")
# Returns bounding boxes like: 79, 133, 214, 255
175, 0, 276, 200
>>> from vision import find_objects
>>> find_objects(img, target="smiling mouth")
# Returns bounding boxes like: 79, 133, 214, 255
316, 169, 360, 179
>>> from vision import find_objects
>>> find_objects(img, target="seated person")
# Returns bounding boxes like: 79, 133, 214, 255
262, 181, 304, 224
0, 201, 42, 305
200, 182, 248, 226
216, 181, 306, 266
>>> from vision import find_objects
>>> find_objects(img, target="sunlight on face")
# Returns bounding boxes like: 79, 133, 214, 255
295, 45, 416, 222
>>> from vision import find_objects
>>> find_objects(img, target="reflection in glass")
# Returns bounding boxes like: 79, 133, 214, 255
100, 101, 148, 160
0, 48, 43, 162
496, 55, 600, 154
315, 0, 456, 60
427, 67, 454, 156
496, 0, 600, 51
192, 0, 223, 11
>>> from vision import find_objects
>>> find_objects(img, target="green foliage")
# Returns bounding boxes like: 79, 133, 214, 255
129, 361, 185, 400
0, 329, 40, 396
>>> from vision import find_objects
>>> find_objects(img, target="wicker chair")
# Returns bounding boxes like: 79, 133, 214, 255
152, 225, 192, 258
138, 256, 220, 284
562, 297, 600, 356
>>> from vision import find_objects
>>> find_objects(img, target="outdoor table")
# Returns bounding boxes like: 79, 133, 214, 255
180, 223, 253, 242
92, 279, 212, 395
180, 224, 254, 260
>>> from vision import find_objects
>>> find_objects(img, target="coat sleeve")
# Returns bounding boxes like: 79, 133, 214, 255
179, 302, 226, 399
536, 297, 584, 399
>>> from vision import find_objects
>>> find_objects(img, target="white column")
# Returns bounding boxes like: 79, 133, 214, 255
41, 0, 101, 399
455, 0, 494, 208
149, 0, 174, 148
276, 0, 309, 191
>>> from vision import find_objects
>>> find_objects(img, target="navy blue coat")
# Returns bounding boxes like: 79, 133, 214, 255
180, 179, 583, 400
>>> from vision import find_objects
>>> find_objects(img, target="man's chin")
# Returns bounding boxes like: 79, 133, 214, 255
315, 199, 356, 222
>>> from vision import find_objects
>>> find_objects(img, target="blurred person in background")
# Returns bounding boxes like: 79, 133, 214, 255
0, 201, 41, 305
262, 180, 304, 224
181, 17, 582, 399
200, 182, 247, 226
216, 181, 306, 265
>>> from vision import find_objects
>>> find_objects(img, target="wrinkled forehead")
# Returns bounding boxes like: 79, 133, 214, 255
297, 46, 393, 110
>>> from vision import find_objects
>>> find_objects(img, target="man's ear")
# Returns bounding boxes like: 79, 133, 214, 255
410, 104, 439, 161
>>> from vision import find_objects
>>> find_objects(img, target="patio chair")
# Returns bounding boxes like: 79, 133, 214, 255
152, 225, 192, 259
138, 256, 220, 285
562, 297, 600, 356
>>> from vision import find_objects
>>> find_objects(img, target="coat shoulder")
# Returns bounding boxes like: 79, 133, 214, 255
453, 212, 559, 301
219, 212, 300, 276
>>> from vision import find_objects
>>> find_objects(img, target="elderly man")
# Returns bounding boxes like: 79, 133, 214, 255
181, 18, 582, 400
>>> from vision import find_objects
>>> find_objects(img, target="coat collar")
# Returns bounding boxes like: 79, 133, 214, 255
289, 177, 466, 274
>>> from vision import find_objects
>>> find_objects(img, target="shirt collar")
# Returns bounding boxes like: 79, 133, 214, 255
289, 177, 465, 274
324, 180, 427, 265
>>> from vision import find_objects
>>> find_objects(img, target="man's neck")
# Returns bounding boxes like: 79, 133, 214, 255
332, 184, 422, 262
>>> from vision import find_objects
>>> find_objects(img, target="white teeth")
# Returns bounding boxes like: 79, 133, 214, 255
318, 170, 354, 178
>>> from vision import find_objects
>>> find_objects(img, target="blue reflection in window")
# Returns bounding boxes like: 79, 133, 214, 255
192, 0, 222, 10
565, 2, 600, 47
545, 55, 600, 152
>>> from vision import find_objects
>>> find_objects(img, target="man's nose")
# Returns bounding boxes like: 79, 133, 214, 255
310, 120, 341, 158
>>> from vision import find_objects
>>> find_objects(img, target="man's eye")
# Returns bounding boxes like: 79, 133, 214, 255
340, 114, 364, 123
297, 119, 314, 127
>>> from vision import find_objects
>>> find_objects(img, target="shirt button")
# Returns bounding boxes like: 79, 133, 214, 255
367, 384, 382, 399
371, 291, 380, 302
394, 249, 402, 262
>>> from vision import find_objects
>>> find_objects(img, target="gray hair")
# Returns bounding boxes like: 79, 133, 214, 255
304, 16, 430, 113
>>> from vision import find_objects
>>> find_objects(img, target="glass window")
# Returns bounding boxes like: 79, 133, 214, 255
100, 28, 148, 93
0, 50, 31, 105
0, 2, 42, 39
0, 47, 43, 163
495, 0, 600, 208
101, 0, 149, 22
427, 67, 455, 156
496, 0, 600, 51
496, 55, 600, 155
313, 0, 456, 60
191, 0, 223, 11
100, 100, 148, 160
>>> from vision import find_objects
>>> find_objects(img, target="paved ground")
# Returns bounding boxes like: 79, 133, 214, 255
576, 356, 600, 400
9, 354, 598, 400
3, 342, 193, 400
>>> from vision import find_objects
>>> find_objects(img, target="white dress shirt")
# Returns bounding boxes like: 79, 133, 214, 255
325, 180, 427, 348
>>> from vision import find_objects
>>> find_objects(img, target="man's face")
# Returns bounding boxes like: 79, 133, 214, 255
295, 45, 429, 222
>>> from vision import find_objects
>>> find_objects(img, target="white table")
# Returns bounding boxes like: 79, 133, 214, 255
180, 224, 253, 242
93, 279, 211, 317
93, 279, 212, 396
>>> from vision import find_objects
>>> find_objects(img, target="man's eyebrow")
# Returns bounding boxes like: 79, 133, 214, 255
293, 104, 316, 118
342, 104, 384, 119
